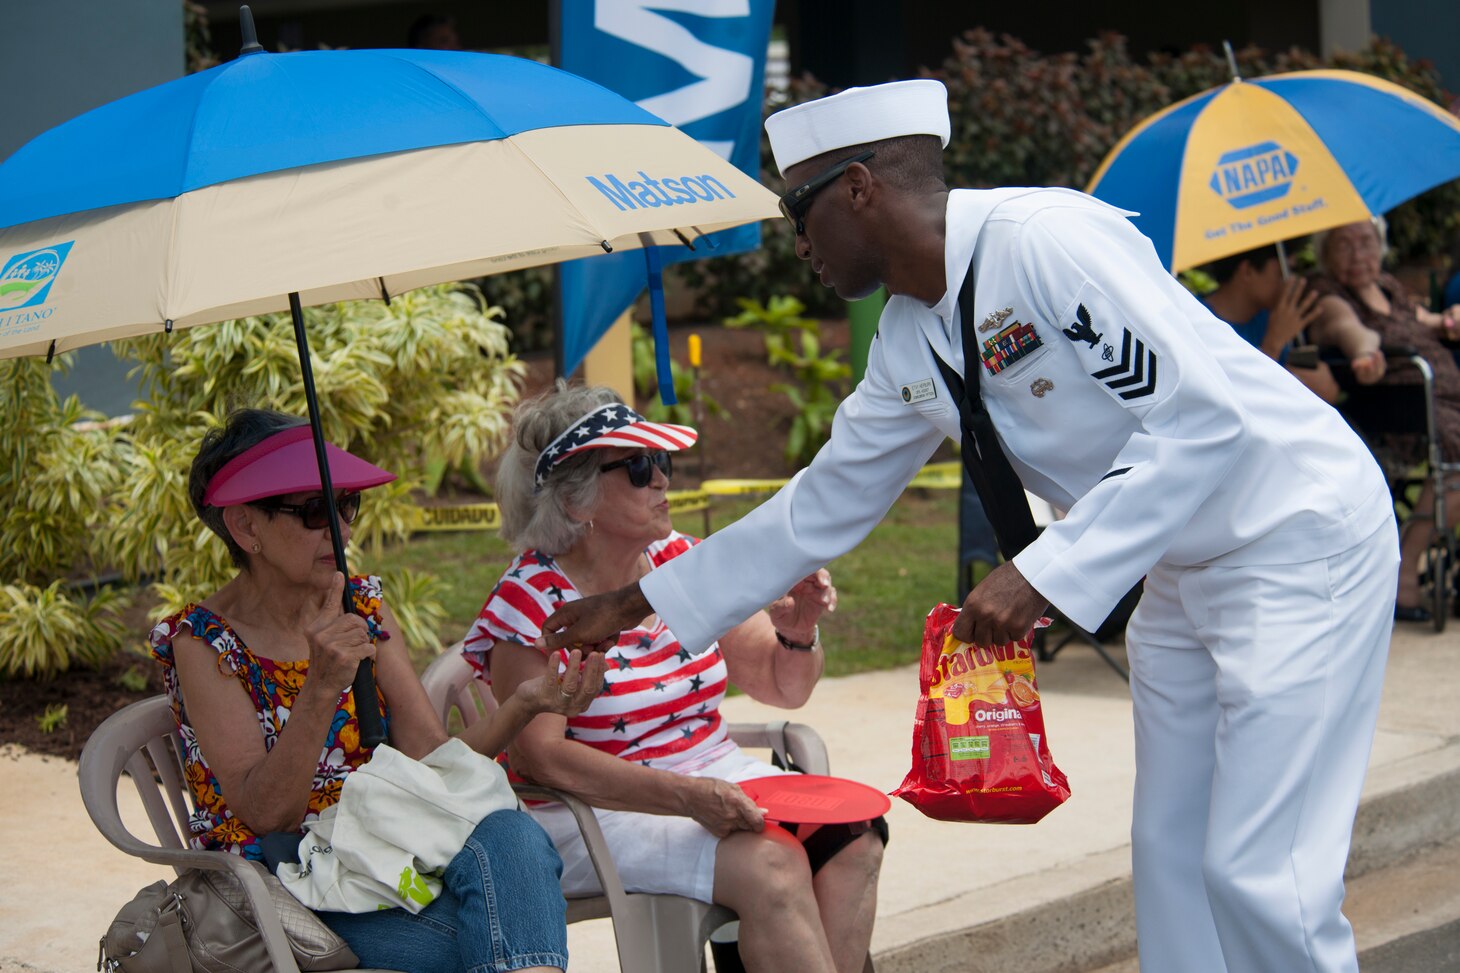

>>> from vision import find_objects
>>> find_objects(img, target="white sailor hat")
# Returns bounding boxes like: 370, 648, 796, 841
765, 79, 950, 176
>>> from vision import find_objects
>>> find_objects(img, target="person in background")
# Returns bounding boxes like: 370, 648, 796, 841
1308, 217, 1460, 622
468, 383, 883, 973
1443, 235, 1460, 312
152, 407, 604, 973
408, 13, 461, 50
1200, 243, 1341, 404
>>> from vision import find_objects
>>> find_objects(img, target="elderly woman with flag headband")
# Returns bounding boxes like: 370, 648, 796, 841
149, 407, 605, 973
466, 383, 882, 973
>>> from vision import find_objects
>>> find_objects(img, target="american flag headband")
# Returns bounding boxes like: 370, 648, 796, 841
532, 403, 697, 492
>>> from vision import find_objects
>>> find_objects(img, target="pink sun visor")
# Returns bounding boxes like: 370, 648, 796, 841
202, 425, 396, 507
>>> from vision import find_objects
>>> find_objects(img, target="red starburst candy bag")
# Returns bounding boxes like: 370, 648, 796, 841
892, 603, 1070, 824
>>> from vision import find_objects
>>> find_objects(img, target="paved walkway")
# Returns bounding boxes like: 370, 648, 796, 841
1, 623, 1455, 972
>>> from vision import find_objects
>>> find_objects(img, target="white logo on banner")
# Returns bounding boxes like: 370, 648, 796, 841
594, 0, 753, 160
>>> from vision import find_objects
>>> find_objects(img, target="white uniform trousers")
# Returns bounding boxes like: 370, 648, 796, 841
1125, 521, 1398, 972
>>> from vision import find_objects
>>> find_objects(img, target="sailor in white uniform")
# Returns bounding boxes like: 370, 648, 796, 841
542, 80, 1398, 973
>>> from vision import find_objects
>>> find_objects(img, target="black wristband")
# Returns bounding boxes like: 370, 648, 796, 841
775, 626, 819, 651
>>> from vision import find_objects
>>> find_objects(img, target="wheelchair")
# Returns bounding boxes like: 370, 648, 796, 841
1323, 344, 1458, 631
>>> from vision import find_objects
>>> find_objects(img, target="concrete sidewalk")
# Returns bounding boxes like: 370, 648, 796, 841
2, 623, 1455, 973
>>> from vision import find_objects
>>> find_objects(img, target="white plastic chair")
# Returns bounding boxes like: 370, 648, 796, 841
78, 695, 397, 973
419, 646, 845, 973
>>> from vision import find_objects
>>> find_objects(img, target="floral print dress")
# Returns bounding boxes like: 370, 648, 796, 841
149, 576, 391, 860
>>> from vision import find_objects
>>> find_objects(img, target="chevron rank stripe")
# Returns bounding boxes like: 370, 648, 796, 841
1090, 328, 1158, 400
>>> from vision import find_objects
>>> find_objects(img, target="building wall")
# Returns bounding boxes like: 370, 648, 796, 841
1371, 0, 1460, 93
3, 0, 183, 416
1, 0, 184, 161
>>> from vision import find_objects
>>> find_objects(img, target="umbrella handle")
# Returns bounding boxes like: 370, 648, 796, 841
289, 292, 388, 749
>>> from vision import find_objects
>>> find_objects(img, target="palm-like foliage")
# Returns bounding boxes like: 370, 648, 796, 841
3, 284, 522, 677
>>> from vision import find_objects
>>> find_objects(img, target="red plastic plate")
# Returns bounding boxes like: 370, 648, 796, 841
739, 774, 892, 824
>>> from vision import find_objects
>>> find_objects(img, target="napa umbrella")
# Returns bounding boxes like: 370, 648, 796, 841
1086, 67, 1460, 272
0, 11, 778, 742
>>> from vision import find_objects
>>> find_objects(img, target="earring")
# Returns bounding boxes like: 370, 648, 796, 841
587, 520, 595, 532
251, 543, 261, 553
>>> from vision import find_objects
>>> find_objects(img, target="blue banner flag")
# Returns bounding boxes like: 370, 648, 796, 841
557, 0, 775, 379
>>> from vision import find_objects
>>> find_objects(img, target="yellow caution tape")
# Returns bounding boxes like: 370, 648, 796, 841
412, 503, 502, 532
668, 490, 711, 514
409, 462, 961, 533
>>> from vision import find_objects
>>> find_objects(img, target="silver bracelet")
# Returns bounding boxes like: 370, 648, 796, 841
775, 625, 819, 651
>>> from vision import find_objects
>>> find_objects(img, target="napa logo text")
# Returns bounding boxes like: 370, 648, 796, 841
0, 241, 73, 311
587, 171, 737, 211
1208, 142, 1299, 210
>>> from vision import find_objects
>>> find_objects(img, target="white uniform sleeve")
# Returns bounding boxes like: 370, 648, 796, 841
641, 332, 947, 652
1010, 208, 1251, 629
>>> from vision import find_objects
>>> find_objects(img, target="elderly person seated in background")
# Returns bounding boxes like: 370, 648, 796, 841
1308, 217, 1460, 621
151, 407, 604, 973
465, 383, 885, 973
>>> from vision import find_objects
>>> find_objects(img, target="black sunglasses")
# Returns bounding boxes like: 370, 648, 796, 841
778, 149, 875, 236
253, 491, 363, 530
599, 451, 672, 488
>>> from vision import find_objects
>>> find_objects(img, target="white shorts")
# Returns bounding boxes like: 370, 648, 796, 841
530, 747, 790, 902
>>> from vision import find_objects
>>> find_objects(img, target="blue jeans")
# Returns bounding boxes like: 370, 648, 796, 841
318, 809, 568, 973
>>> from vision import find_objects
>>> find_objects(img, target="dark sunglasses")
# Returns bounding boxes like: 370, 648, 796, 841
778, 149, 875, 236
599, 451, 672, 488
254, 491, 363, 530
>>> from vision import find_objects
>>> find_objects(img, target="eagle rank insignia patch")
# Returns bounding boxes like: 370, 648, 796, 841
1063, 295, 1159, 403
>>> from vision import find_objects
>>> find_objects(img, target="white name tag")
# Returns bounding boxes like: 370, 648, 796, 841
900, 378, 937, 404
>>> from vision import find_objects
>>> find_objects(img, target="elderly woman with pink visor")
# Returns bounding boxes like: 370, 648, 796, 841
149, 407, 605, 973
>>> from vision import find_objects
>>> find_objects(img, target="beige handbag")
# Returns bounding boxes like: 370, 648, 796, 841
99, 862, 358, 973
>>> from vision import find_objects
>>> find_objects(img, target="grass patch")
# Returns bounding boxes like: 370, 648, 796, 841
379, 489, 959, 678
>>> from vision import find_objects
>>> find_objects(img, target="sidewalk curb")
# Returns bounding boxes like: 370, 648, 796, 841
873, 741, 1460, 973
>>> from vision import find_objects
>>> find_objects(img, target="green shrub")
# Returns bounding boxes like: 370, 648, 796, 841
721, 296, 850, 468
36, 703, 69, 734
0, 581, 128, 680
107, 284, 523, 649
2, 285, 522, 678
0, 356, 132, 677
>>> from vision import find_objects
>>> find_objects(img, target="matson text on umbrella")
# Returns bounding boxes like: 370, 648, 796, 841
588, 170, 738, 210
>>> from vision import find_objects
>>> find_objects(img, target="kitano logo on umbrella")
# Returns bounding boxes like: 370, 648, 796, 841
1209, 141, 1300, 210
587, 170, 737, 211
0, 241, 73, 311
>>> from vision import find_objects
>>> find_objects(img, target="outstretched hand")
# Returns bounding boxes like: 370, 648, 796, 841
536, 584, 651, 653
515, 648, 607, 718
952, 561, 1049, 647
767, 568, 837, 644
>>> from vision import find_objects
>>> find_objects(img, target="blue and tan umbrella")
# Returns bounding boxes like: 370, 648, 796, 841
1087, 68, 1460, 272
0, 45, 776, 357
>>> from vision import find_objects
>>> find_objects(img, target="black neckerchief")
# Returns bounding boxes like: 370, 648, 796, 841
928, 260, 1039, 561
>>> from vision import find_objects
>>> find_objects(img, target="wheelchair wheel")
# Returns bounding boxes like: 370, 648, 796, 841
1423, 538, 1453, 633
